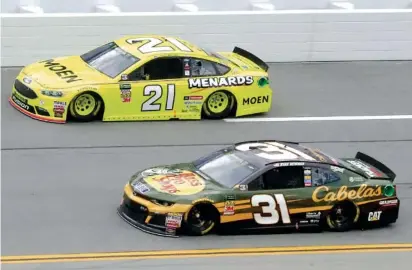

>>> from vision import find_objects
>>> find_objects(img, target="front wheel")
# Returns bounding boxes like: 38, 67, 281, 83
202, 90, 234, 119
69, 92, 102, 122
185, 204, 219, 236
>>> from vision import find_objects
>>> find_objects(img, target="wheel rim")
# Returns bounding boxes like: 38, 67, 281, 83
188, 206, 215, 234
329, 206, 350, 228
207, 92, 229, 114
74, 94, 96, 116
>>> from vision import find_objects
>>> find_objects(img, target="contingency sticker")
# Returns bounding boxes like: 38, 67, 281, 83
304, 168, 312, 187
223, 200, 235, 215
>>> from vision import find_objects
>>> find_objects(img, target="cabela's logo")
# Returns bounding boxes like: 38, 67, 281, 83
312, 184, 381, 203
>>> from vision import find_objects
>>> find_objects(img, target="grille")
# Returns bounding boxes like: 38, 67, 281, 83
123, 197, 148, 223
14, 80, 38, 99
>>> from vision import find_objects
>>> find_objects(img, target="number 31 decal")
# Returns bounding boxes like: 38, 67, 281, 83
251, 194, 291, 225
142, 84, 175, 111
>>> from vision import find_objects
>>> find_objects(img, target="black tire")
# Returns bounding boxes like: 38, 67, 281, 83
184, 204, 219, 236
202, 90, 235, 119
326, 202, 358, 232
69, 92, 103, 122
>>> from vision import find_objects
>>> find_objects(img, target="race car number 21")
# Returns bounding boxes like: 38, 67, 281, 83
251, 194, 291, 225
142, 84, 175, 111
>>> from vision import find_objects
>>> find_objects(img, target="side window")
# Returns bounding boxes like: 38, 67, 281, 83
128, 57, 183, 81
216, 63, 230, 75
310, 166, 343, 186
189, 58, 222, 77
248, 166, 304, 191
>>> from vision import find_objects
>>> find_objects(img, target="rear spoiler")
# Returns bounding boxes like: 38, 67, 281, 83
355, 152, 396, 181
233, 46, 269, 72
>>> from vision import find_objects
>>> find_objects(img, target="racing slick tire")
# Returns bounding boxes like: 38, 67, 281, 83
326, 201, 358, 232
202, 90, 235, 119
69, 92, 103, 122
184, 203, 220, 236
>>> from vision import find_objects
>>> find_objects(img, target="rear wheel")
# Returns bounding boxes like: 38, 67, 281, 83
185, 204, 219, 236
326, 202, 358, 232
202, 90, 234, 119
69, 92, 102, 122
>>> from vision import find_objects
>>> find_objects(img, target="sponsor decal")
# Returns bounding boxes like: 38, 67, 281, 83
304, 175, 312, 187
141, 167, 182, 177
312, 184, 382, 203
192, 198, 214, 204
184, 96, 203, 101
368, 211, 382, 221
349, 176, 364, 183
242, 95, 269, 105
274, 162, 305, 167
39, 59, 82, 83
22, 76, 32, 84
12, 94, 30, 111
299, 220, 309, 224
165, 213, 183, 233
120, 84, 132, 103
223, 200, 235, 215
121, 74, 128, 81
379, 199, 398, 207
304, 169, 311, 176
306, 211, 321, 219
183, 58, 191, 76
131, 181, 150, 194
188, 76, 253, 89
330, 166, 344, 173
143, 170, 205, 195
346, 159, 383, 178
53, 101, 66, 118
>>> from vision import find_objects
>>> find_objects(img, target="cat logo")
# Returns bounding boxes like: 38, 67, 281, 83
368, 211, 382, 221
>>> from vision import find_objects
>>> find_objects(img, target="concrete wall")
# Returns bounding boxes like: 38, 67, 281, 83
2, 0, 412, 13
2, 9, 412, 66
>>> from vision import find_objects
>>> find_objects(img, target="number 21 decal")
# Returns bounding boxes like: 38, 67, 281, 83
126, 37, 192, 54
251, 194, 291, 225
142, 84, 175, 111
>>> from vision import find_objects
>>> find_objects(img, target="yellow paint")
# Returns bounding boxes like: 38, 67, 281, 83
124, 184, 191, 214
221, 213, 253, 223
312, 184, 382, 203
3, 244, 411, 264
144, 170, 205, 195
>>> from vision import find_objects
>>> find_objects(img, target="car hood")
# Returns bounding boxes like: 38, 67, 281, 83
129, 163, 225, 201
21, 56, 112, 89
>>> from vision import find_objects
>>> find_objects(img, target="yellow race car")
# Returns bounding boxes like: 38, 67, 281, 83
9, 35, 272, 123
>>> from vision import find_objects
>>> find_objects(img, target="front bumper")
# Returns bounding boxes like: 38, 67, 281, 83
118, 196, 179, 237
117, 186, 190, 237
9, 79, 68, 124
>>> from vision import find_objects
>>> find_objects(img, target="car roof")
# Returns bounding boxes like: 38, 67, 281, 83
115, 35, 210, 58
232, 140, 343, 168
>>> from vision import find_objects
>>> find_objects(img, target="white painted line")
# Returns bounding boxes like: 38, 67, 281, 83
224, 115, 412, 123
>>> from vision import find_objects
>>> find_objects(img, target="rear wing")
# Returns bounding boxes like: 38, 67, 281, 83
355, 152, 396, 181
233, 47, 269, 72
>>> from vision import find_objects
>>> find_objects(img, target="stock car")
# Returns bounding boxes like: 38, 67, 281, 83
117, 140, 400, 237
9, 35, 272, 124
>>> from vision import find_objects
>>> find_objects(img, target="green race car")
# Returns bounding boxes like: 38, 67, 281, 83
117, 140, 400, 237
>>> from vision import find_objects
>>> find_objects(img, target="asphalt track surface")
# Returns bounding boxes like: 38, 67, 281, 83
2, 61, 412, 269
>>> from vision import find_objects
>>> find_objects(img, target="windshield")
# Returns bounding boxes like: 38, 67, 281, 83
80, 42, 139, 78
194, 152, 258, 188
